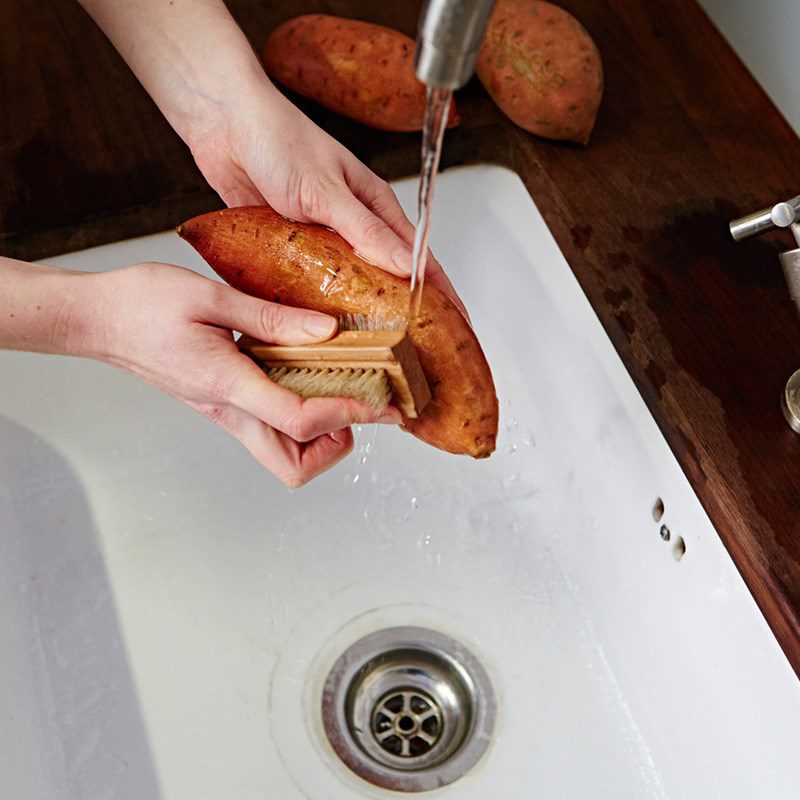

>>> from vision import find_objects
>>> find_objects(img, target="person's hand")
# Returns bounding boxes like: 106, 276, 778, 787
86, 262, 402, 487
186, 83, 468, 317
78, 0, 468, 316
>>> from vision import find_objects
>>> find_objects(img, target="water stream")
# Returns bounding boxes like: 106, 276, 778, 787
408, 87, 453, 323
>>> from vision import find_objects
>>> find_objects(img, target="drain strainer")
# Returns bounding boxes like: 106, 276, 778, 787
372, 688, 442, 759
321, 627, 495, 792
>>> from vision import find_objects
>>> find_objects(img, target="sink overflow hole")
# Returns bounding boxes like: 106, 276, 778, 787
672, 536, 686, 561
652, 497, 665, 522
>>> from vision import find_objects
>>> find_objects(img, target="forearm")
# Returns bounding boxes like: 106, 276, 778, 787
0, 257, 99, 357
77, 0, 274, 148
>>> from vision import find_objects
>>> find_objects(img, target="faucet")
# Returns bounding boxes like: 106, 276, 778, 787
730, 197, 800, 432
414, 0, 498, 90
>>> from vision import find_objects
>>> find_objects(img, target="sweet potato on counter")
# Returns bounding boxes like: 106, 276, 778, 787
263, 14, 460, 132
178, 207, 497, 458
477, 0, 603, 144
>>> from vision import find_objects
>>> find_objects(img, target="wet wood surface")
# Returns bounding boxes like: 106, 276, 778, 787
4, 0, 800, 674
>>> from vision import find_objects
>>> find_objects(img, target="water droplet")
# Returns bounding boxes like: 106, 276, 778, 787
353, 473, 360, 484
411, 496, 418, 509
420, 533, 432, 547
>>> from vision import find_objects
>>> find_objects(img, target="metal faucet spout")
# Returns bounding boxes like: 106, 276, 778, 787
414, 0, 497, 90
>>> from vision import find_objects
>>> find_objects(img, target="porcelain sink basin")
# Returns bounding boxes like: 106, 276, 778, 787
2, 165, 799, 799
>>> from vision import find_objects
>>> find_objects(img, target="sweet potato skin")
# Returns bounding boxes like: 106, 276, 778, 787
263, 14, 459, 132
477, 0, 603, 144
178, 207, 497, 458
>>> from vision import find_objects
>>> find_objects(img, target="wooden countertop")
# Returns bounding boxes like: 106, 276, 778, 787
4, 0, 800, 675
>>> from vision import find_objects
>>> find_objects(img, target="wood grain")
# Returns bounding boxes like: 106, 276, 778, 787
4, 0, 800, 673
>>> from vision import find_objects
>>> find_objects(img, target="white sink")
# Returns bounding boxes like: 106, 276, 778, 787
2, 165, 799, 798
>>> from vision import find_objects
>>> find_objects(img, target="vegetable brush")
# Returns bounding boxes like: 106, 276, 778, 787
238, 329, 431, 418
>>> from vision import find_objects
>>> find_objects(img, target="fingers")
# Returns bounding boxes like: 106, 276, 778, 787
205, 161, 267, 208
205, 284, 337, 344
224, 354, 402, 440
272, 427, 356, 487
208, 404, 356, 487
320, 183, 415, 278
344, 162, 472, 322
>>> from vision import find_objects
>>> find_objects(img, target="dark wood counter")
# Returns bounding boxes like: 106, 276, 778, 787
4, 0, 800, 674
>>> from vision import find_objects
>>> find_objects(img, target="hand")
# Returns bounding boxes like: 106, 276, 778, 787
79, 0, 468, 314
187, 83, 467, 317
86, 262, 402, 487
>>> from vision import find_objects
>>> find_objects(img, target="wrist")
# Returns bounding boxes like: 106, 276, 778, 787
46, 270, 112, 360
178, 68, 280, 158
0, 260, 105, 358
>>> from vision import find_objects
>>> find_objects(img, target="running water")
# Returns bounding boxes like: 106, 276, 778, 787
408, 87, 452, 323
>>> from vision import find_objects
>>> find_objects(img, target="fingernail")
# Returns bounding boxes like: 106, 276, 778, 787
303, 312, 336, 338
391, 246, 413, 275
377, 407, 403, 424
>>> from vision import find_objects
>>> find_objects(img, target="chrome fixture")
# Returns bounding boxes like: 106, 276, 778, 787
730, 198, 800, 432
321, 626, 495, 792
414, 0, 498, 90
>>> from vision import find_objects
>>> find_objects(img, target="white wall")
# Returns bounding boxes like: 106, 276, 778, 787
699, 0, 800, 134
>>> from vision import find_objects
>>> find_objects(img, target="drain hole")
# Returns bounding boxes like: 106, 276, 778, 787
385, 694, 404, 714
371, 689, 442, 760
422, 716, 439, 735
383, 735, 403, 755
410, 696, 430, 714
322, 627, 495, 791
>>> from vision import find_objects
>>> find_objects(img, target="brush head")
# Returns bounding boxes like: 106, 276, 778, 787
238, 330, 431, 418
266, 365, 392, 408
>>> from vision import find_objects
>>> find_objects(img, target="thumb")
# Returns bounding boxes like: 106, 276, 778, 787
207, 284, 337, 344
323, 187, 414, 278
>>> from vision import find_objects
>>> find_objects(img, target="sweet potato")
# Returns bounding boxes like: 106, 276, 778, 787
263, 14, 459, 132
477, 0, 603, 144
178, 207, 497, 458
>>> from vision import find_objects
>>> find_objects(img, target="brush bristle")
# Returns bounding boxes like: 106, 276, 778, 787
260, 315, 406, 408
266, 366, 392, 408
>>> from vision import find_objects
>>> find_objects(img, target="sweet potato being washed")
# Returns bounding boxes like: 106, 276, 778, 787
477, 0, 603, 144
263, 14, 459, 132
178, 207, 497, 458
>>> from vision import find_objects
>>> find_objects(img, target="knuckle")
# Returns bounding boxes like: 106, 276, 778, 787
207, 278, 230, 311
297, 171, 340, 221
258, 302, 288, 339
283, 411, 314, 442
280, 470, 308, 489
357, 212, 389, 244
373, 178, 395, 206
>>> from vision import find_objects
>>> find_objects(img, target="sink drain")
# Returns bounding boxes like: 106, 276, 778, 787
321, 627, 495, 792
372, 688, 442, 759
